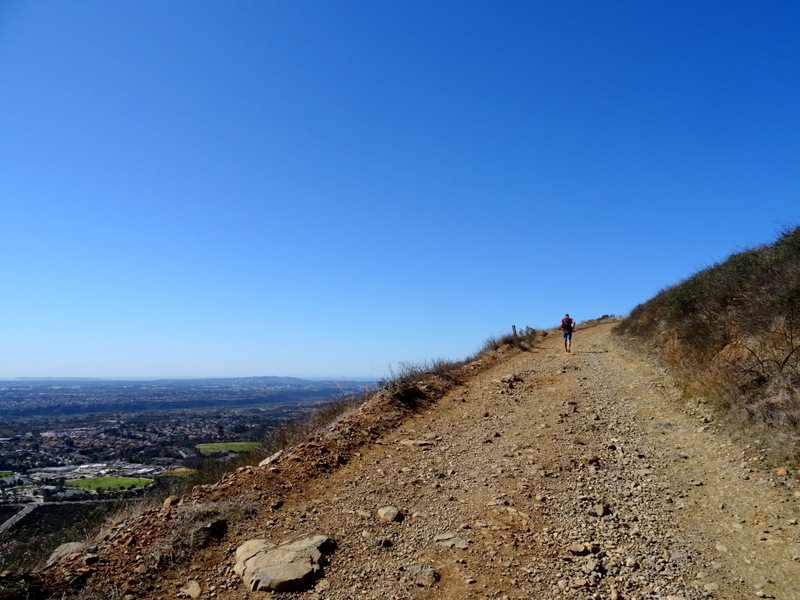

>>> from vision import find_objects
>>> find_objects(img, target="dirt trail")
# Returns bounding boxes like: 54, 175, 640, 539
56, 322, 800, 600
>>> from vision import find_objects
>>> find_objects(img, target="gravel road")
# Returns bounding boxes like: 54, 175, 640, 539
50, 322, 800, 600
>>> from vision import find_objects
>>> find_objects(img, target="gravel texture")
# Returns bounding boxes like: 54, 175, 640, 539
46, 322, 800, 600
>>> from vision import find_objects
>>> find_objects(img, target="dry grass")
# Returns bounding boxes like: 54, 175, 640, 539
615, 225, 800, 463
480, 326, 540, 353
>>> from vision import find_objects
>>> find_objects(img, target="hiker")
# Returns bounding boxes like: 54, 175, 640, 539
561, 313, 575, 353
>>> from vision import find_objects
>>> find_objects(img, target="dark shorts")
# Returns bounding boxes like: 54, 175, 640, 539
562, 331, 572, 340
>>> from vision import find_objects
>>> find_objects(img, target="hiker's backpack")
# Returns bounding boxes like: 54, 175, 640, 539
563, 318, 573, 332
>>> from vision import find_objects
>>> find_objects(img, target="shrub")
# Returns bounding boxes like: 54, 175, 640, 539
480, 326, 539, 354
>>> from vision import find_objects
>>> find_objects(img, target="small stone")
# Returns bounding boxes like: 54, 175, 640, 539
192, 519, 228, 549
567, 543, 590, 556
593, 503, 610, 517
583, 558, 600, 573
408, 564, 439, 586
180, 580, 201, 599
435, 532, 469, 549
670, 549, 690, 562
162, 495, 181, 511
377, 506, 404, 522
399, 439, 434, 447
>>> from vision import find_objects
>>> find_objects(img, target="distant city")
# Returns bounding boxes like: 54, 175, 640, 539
0, 376, 374, 503
0, 376, 373, 419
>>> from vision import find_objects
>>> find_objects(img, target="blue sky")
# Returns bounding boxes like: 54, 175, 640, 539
1, 1, 798, 379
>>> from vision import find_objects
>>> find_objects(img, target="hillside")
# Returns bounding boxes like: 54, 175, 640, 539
21, 322, 799, 600
615, 225, 800, 461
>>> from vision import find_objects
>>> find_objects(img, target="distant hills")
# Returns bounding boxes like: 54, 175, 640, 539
0, 376, 376, 419
11, 377, 110, 382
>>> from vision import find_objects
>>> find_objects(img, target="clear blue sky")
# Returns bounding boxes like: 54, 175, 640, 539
2, 1, 798, 379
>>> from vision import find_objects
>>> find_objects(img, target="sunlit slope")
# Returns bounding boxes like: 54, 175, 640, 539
615, 226, 800, 455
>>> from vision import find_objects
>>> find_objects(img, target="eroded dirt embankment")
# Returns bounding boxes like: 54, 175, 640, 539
46, 322, 800, 600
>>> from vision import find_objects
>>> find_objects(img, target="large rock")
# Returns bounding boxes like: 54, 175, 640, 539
47, 542, 86, 566
258, 450, 284, 467
234, 535, 335, 592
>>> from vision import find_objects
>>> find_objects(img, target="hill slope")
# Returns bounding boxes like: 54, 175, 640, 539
615, 225, 800, 460
34, 322, 799, 600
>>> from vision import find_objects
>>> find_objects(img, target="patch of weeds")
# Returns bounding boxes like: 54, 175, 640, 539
480, 326, 540, 354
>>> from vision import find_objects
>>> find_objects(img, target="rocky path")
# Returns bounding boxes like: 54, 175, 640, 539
75, 322, 800, 600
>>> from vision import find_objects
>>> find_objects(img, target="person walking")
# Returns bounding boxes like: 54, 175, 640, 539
561, 313, 575, 353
